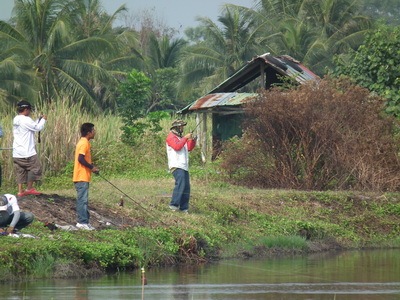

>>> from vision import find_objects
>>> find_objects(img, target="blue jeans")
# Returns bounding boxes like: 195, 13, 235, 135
170, 168, 190, 211
75, 181, 90, 224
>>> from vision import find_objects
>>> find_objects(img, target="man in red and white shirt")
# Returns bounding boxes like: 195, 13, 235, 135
166, 119, 196, 213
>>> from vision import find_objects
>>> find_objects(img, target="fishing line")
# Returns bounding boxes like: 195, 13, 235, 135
96, 172, 169, 226
0, 148, 12, 187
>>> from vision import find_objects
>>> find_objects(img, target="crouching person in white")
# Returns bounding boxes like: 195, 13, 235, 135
0, 194, 34, 234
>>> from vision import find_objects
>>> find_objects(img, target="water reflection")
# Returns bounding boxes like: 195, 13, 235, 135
0, 249, 399, 300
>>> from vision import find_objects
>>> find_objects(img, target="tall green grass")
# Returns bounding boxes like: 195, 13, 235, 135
0, 100, 119, 189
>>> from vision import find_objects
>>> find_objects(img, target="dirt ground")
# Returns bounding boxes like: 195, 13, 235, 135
17, 193, 143, 230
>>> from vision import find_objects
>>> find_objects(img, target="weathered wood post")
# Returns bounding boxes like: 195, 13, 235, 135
196, 112, 207, 163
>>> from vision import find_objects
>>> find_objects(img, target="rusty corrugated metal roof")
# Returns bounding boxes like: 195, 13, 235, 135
179, 53, 319, 114
278, 56, 318, 84
188, 92, 257, 111
210, 53, 319, 93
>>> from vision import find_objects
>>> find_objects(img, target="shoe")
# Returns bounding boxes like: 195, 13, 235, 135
76, 223, 95, 230
169, 205, 179, 211
17, 191, 27, 197
24, 188, 41, 196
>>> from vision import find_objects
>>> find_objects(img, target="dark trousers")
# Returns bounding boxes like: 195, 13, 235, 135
170, 168, 190, 211
0, 211, 34, 230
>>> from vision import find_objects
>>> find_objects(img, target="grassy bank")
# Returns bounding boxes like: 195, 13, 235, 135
1, 172, 400, 281
1, 101, 400, 280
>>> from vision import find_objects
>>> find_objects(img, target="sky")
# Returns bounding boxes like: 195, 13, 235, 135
0, 0, 256, 30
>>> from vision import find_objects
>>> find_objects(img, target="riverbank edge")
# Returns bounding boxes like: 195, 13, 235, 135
1, 230, 397, 282
1, 183, 400, 281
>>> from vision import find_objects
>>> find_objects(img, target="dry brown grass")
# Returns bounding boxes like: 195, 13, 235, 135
219, 78, 400, 191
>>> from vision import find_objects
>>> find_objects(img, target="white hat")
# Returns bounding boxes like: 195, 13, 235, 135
0, 195, 8, 211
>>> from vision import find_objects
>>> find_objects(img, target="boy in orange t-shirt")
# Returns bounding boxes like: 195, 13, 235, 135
73, 123, 99, 230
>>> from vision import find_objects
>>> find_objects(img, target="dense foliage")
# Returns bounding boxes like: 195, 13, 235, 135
116, 69, 170, 146
0, 0, 394, 113
333, 24, 400, 117
247, 0, 373, 75
0, 0, 138, 112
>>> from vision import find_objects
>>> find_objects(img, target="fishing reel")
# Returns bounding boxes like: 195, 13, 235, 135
189, 131, 198, 141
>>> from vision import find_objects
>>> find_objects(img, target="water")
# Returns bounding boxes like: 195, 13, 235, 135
1, 249, 399, 299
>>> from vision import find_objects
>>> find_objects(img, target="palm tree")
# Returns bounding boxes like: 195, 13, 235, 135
0, 0, 140, 111
0, 20, 37, 108
68, 0, 122, 39
179, 4, 264, 96
144, 34, 187, 111
66, 0, 143, 110
147, 34, 187, 70
256, 0, 306, 19
254, 0, 372, 74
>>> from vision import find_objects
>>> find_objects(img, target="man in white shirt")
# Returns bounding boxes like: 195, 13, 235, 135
12, 100, 47, 197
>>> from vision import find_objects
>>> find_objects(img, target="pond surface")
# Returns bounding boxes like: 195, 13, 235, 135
1, 249, 400, 299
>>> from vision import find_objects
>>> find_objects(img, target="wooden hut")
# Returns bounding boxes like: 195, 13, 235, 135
179, 53, 319, 161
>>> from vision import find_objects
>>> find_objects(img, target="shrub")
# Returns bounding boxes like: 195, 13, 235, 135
219, 77, 400, 191
333, 24, 400, 117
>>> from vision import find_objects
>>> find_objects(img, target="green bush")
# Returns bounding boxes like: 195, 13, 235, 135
333, 24, 400, 117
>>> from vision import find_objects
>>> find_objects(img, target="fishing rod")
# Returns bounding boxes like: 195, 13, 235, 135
96, 172, 169, 226
189, 118, 204, 142
190, 118, 204, 134
38, 115, 43, 143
